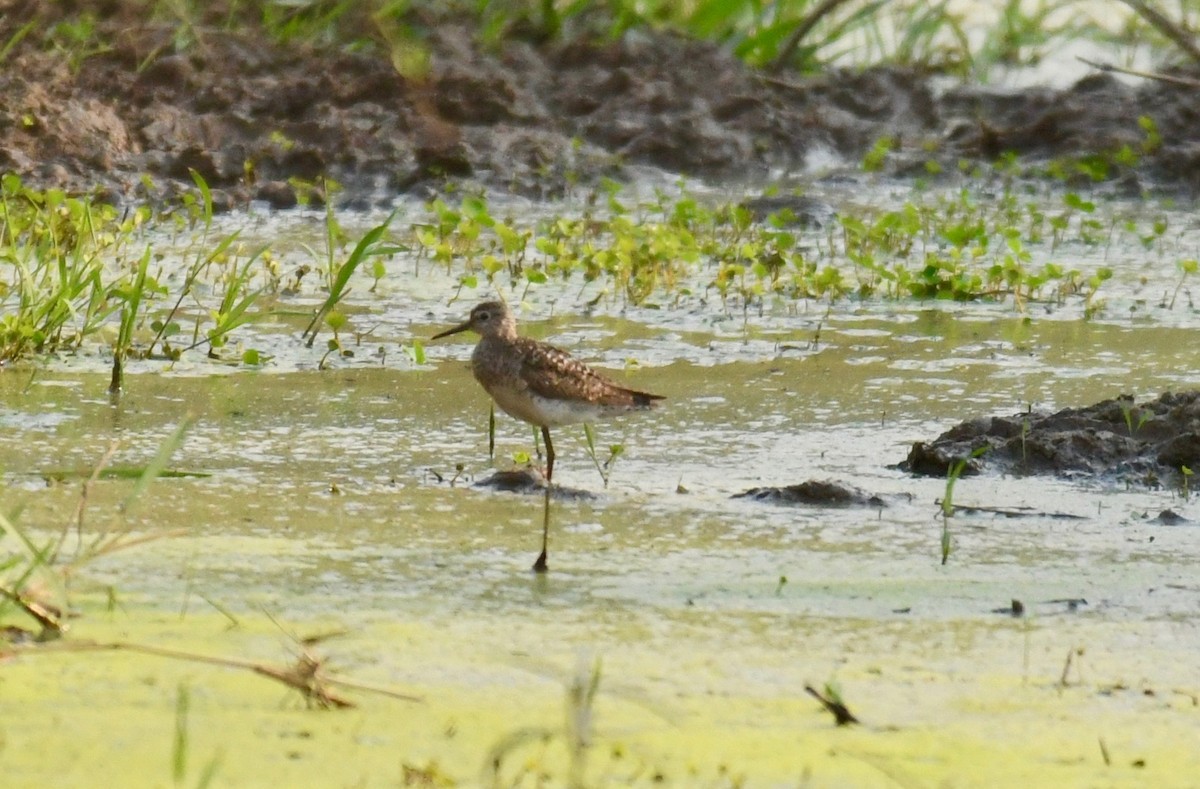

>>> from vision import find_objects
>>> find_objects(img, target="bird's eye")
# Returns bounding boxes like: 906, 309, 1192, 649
477, 311, 490, 321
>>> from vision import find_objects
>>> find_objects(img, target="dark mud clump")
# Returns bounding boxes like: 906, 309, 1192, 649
734, 479, 896, 507
4, 3, 1200, 207
474, 469, 595, 500
1152, 509, 1192, 525
902, 390, 1200, 485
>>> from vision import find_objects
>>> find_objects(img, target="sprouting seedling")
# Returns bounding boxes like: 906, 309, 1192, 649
368, 257, 387, 293
183, 251, 267, 357
940, 460, 965, 566
583, 424, 623, 488
1119, 400, 1150, 436
1169, 258, 1197, 310
326, 310, 348, 344
1182, 465, 1193, 501
403, 338, 425, 366
939, 446, 987, 566
316, 311, 351, 370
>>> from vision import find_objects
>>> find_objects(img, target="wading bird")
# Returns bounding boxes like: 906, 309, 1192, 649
433, 300, 663, 571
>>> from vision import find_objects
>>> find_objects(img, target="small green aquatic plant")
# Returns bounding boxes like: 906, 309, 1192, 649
1169, 258, 1197, 310
0, 171, 1146, 378
109, 246, 152, 394
402, 338, 426, 366
0, 174, 131, 361
302, 212, 398, 347
0, 173, 279, 371
411, 181, 1132, 315
206, 251, 267, 356
316, 311, 351, 370
583, 424, 624, 489
862, 136, 895, 173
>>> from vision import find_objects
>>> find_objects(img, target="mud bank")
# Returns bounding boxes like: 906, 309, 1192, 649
3, 3, 1200, 207
903, 390, 1200, 485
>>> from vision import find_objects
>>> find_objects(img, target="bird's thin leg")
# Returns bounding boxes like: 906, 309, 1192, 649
534, 484, 550, 573
533, 426, 554, 573
542, 426, 555, 484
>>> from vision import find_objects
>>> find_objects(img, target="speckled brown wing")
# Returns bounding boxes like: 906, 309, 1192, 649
516, 338, 663, 408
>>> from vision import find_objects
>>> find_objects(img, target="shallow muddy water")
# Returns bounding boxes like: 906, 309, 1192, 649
3, 181, 1200, 787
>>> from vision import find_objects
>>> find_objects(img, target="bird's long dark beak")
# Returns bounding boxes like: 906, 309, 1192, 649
431, 320, 472, 340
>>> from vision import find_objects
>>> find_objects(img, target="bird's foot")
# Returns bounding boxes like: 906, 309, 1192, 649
532, 550, 548, 573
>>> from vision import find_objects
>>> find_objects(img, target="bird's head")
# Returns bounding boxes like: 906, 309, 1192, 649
432, 300, 516, 340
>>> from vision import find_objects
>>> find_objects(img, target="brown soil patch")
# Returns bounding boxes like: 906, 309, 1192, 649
3, 3, 1200, 208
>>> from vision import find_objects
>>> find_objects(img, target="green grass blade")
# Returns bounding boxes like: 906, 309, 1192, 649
302, 214, 395, 346
121, 415, 197, 513
0, 509, 42, 567
188, 169, 214, 231
0, 19, 37, 64
172, 683, 190, 784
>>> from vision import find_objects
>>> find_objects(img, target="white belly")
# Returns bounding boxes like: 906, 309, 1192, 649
487, 384, 601, 427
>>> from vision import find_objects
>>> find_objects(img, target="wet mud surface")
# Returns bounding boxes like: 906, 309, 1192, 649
4, 3, 1200, 207
4, 337, 1200, 784
903, 390, 1200, 484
